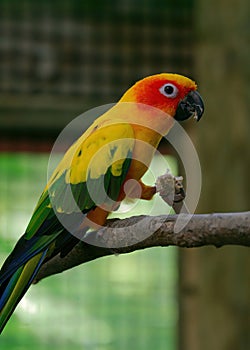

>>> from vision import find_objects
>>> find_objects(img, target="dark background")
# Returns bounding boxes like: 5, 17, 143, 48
0, 0, 194, 149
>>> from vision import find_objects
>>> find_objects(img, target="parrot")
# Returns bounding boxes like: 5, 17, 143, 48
0, 73, 204, 333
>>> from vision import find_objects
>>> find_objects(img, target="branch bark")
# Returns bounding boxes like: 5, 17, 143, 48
34, 211, 250, 283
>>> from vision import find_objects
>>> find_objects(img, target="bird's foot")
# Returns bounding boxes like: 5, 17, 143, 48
156, 171, 186, 209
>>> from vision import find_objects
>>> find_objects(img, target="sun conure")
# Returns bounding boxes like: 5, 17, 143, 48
0, 73, 204, 333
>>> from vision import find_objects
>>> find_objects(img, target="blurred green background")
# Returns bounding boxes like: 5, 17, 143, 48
0, 154, 177, 349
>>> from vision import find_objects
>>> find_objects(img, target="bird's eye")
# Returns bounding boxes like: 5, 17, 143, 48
159, 83, 179, 98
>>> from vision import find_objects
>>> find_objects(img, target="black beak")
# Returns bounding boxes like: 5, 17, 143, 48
175, 90, 204, 122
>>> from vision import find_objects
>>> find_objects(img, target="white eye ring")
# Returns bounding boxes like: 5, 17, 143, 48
159, 83, 179, 98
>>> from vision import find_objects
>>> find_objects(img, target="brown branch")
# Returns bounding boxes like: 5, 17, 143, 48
34, 211, 250, 283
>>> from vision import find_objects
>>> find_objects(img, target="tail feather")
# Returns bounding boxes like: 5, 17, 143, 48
0, 250, 47, 334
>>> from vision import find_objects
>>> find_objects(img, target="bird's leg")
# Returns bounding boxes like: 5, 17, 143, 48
123, 179, 156, 200
138, 180, 157, 200
80, 207, 109, 231
122, 173, 186, 214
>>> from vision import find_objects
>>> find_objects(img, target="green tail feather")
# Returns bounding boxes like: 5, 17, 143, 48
0, 251, 47, 334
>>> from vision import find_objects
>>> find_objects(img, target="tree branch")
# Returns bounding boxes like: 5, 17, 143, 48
34, 211, 250, 283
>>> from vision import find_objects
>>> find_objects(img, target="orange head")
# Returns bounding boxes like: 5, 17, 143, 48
119, 73, 204, 121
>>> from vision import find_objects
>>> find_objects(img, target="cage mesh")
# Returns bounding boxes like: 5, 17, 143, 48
0, 0, 194, 135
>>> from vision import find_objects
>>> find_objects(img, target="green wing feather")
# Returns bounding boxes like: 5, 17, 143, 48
0, 122, 135, 333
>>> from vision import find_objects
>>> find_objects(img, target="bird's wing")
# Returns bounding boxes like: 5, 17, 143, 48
0, 122, 134, 332
0, 122, 135, 282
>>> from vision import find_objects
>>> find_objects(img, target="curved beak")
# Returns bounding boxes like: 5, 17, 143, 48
175, 90, 204, 122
